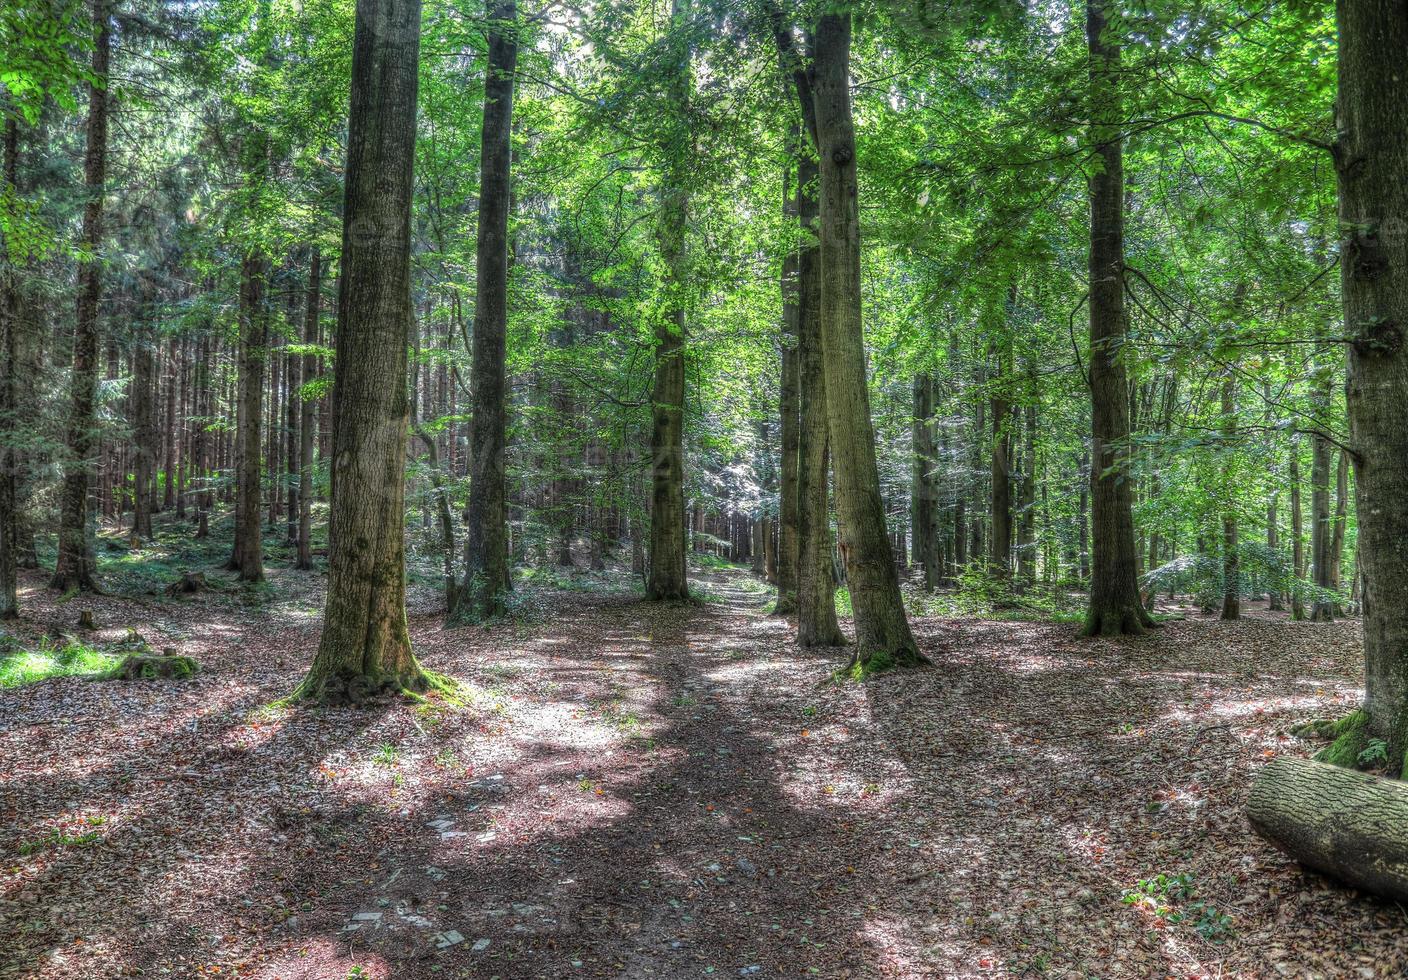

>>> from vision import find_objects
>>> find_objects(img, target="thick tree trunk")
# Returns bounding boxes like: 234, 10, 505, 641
1082, 0, 1152, 635
297, 248, 319, 570
1337, 0, 1408, 773
294, 0, 430, 703
1249, 757, 1408, 901
457, 0, 518, 618
646, 0, 690, 602
52, 1, 109, 594
811, 13, 918, 669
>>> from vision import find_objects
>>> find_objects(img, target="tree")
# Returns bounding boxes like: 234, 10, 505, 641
646, 0, 691, 602
810, 11, 918, 670
1082, 0, 1154, 636
1335, 0, 1408, 774
292, 0, 434, 703
457, 0, 518, 620
51, 0, 110, 594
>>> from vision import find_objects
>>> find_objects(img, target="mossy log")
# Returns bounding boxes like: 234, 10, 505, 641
106, 652, 199, 681
1248, 756, 1408, 902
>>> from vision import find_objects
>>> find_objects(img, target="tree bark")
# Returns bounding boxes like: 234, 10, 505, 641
1310, 423, 1334, 622
774, 147, 801, 615
0, 117, 18, 616
229, 251, 267, 581
1336, 0, 1408, 773
1220, 368, 1239, 620
1082, 0, 1152, 635
294, 0, 430, 703
52, 1, 110, 594
130, 324, 155, 541
1290, 434, 1305, 618
646, 0, 690, 602
297, 248, 319, 570
1249, 757, 1408, 901
810, 13, 918, 669
911, 373, 937, 590
457, 0, 518, 618
989, 338, 1012, 580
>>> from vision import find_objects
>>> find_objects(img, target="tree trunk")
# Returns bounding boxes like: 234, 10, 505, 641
911, 373, 937, 590
1290, 434, 1305, 618
1337, 0, 1408, 773
1082, 0, 1152, 635
989, 338, 1012, 580
297, 248, 319, 569
1310, 425, 1334, 622
646, 0, 690, 602
130, 327, 155, 541
810, 13, 918, 669
456, 0, 518, 619
229, 251, 267, 581
1249, 757, 1408, 901
774, 146, 801, 615
1017, 396, 1037, 585
294, 0, 430, 703
0, 117, 18, 616
52, 2, 110, 594
1329, 448, 1349, 598
1220, 369, 1239, 620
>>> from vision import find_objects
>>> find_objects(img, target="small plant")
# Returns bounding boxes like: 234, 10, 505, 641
1122, 872, 1233, 943
18, 828, 102, 857
373, 741, 401, 767
673, 692, 697, 708
1358, 738, 1390, 767
801, 705, 818, 718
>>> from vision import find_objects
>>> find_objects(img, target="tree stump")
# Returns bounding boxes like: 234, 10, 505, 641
1248, 756, 1408, 902
164, 571, 209, 597
77, 610, 96, 631
106, 653, 199, 681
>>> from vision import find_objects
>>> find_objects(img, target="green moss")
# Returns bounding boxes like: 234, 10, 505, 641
0, 641, 119, 688
832, 648, 897, 682
1312, 710, 1370, 768
105, 653, 199, 681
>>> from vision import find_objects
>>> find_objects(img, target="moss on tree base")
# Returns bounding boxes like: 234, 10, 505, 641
1309, 710, 1373, 769
832, 647, 927, 682
282, 667, 464, 707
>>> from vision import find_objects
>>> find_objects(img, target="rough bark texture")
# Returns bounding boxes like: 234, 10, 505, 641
1337, 0, 1408, 773
296, 248, 319, 570
230, 252, 266, 582
811, 13, 918, 669
294, 0, 429, 703
130, 330, 156, 541
1249, 757, 1408, 901
457, 0, 517, 619
1290, 434, 1305, 619
1220, 369, 1239, 620
1082, 0, 1152, 636
646, 0, 690, 602
1309, 424, 1334, 622
989, 340, 1012, 579
794, 154, 845, 648
52, 0, 110, 594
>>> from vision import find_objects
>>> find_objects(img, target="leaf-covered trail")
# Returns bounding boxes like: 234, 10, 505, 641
2, 567, 1406, 979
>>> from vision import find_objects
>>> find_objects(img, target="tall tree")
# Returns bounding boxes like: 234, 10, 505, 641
1336, 0, 1408, 773
1081, 0, 1153, 636
292, 0, 432, 702
457, 0, 518, 619
0, 117, 18, 617
51, 0, 110, 594
774, 145, 801, 615
811, 11, 918, 670
646, 0, 691, 602
228, 250, 267, 581
296, 248, 319, 570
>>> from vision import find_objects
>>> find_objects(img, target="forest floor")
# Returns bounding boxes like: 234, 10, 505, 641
1, 555, 1405, 980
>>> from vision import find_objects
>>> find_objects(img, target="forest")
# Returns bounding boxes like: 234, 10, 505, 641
2, 0, 1408, 976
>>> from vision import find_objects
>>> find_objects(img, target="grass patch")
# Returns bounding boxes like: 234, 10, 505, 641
0, 640, 119, 688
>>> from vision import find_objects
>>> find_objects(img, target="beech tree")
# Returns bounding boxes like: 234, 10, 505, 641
292, 0, 434, 702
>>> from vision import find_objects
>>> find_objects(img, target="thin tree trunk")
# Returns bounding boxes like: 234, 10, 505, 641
0, 116, 18, 616
297, 248, 319, 569
294, 0, 430, 702
457, 0, 518, 618
229, 251, 266, 581
1083, 0, 1151, 635
130, 325, 155, 541
1310, 424, 1334, 622
1221, 368, 1239, 620
1290, 434, 1305, 618
810, 12, 918, 669
52, 0, 109, 593
912, 373, 937, 590
774, 143, 801, 615
989, 338, 1012, 580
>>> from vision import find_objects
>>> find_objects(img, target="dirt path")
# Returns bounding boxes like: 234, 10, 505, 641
2, 567, 1406, 979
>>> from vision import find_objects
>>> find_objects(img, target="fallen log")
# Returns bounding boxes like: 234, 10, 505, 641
1248, 756, 1408, 902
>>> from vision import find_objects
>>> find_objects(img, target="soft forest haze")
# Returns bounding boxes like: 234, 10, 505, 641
2, 0, 1408, 976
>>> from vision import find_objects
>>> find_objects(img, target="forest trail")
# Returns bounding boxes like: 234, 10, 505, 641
2, 567, 1406, 979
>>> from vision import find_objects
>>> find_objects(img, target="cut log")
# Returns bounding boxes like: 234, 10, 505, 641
105, 653, 198, 681
1248, 756, 1408, 902
77, 610, 95, 630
